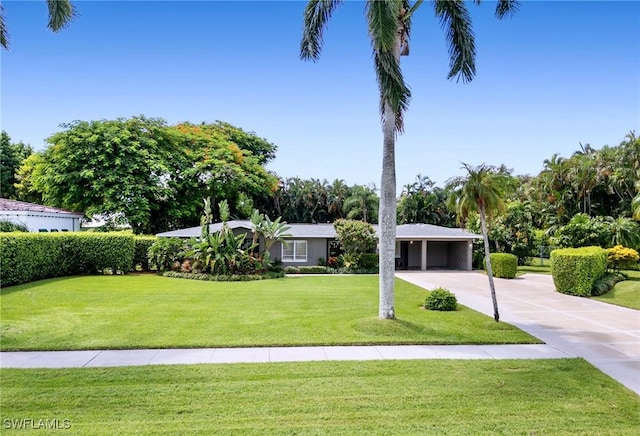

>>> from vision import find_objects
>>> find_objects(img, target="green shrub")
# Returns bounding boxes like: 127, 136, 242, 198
424, 288, 458, 311
550, 246, 607, 297
591, 272, 626, 297
133, 236, 157, 271
0, 220, 28, 232
162, 270, 284, 281
358, 253, 379, 269
0, 232, 135, 287
148, 237, 187, 271
489, 253, 518, 279
607, 245, 639, 271
284, 266, 300, 274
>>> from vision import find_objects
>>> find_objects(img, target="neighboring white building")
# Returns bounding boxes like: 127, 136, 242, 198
0, 198, 83, 232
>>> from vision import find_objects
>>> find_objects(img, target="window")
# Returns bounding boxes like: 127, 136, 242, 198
282, 240, 308, 262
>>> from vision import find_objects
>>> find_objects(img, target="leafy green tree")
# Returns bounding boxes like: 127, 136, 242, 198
13, 152, 48, 204
551, 213, 610, 249
301, 0, 518, 319
0, 132, 33, 199
333, 219, 377, 257
447, 163, 508, 322
1, 0, 76, 50
17, 117, 278, 234
489, 200, 537, 265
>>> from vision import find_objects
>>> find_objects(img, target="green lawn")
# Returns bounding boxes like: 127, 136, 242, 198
517, 257, 551, 275
1, 359, 638, 434
0, 275, 538, 351
594, 270, 640, 310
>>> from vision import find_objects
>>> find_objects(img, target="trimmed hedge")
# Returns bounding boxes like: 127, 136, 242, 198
550, 246, 607, 297
0, 232, 135, 287
162, 270, 285, 281
284, 265, 328, 274
133, 236, 157, 271
489, 253, 518, 279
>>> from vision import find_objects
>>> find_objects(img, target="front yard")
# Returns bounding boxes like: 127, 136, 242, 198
0, 275, 537, 351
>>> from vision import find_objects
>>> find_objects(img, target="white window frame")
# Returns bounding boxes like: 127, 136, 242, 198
282, 240, 308, 263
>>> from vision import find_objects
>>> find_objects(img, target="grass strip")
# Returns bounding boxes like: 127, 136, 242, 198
1, 359, 638, 434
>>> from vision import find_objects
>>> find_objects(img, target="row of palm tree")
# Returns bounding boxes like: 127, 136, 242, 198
267, 178, 379, 224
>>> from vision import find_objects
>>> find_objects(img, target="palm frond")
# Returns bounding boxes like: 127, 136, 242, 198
365, 0, 401, 52
300, 0, 343, 61
47, 0, 76, 32
0, 4, 9, 50
433, 0, 476, 83
495, 0, 520, 19
374, 49, 411, 133
368, 0, 410, 133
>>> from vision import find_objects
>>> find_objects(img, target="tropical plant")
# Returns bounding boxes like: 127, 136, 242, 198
300, 0, 518, 319
1, 0, 76, 50
447, 163, 508, 322
343, 185, 379, 223
333, 219, 377, 257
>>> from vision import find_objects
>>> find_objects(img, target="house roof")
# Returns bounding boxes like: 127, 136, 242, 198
394, 223, 481, 240
157, 220, 480, 240
0, 198, 83, 217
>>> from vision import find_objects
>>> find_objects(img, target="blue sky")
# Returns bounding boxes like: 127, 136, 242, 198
2, 1, 639, 192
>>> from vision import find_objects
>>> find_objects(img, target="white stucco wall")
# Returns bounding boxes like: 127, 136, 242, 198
0, 211, 81, 232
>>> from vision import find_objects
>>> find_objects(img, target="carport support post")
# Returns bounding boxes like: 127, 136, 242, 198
421, 240, 427, 271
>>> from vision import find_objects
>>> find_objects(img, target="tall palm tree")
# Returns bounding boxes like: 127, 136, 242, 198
300, 0, 518, 319
447, 163, 507, 322
1, 0, 76, 50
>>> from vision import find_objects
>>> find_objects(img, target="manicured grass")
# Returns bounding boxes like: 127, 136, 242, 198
1, 359, 638, 434
517, 258, 551, 275
593, 270, 640, 310
0, 275, 538, 351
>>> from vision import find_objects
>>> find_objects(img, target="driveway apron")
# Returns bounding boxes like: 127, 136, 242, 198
396, 271, 640, 395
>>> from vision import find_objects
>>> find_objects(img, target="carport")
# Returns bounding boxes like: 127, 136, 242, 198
393, 224, 481, 271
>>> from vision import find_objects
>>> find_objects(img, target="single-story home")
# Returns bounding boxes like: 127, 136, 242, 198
157, 220, 481, 271
0, 198, 83, 232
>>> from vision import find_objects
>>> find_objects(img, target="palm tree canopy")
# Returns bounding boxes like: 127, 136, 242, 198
301, 0, 518, 133
446, 163, 507, 225
1, 0, 76, 50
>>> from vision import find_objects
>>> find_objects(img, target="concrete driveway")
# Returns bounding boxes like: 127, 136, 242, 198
396, 271, 640, 395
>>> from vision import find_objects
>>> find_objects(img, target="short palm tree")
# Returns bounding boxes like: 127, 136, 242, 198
1, 0, 76, 50
301, 0, 518, 319
447, 163, 507, 322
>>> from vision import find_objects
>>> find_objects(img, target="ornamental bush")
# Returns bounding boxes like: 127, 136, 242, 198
550, 246, 607, 297
489, 253, 518, 279
358, 253, 379, 270
607, 245, 639, 271
424, 288, 458, 311
0, 232, 135, 287
147, 237, 187, 271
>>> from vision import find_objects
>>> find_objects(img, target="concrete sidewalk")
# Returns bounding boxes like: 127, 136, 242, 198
0, 343, 572, 369
397, 271, 640, 395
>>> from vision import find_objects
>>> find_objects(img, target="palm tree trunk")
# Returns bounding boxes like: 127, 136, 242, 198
479, 204, 500, 322
378, 31, 402, 320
